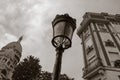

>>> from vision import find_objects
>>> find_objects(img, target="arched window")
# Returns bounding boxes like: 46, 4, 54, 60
7, 61, 10, 65
2, 58, 7, 62
15, 55, 20, 61
1, 69, 7, 76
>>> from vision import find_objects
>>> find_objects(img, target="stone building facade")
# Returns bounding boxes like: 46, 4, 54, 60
77, 12, 120, 80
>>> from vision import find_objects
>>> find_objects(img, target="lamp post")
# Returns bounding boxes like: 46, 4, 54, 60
51, 14, 76, 80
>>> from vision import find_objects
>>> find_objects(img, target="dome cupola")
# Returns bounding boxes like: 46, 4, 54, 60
2, 36, 23, 53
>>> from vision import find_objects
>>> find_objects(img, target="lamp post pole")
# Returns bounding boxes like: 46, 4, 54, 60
52, 46, 64, 80
51, 14, 76, 80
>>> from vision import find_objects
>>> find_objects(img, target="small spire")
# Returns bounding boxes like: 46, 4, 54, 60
18, 36, 23, 42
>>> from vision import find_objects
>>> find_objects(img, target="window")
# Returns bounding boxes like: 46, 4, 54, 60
2, 58, 7, 62
109, 52, 119, 65
105, 39, 115, 47
114, 60, 120, 68
15, 55, 20, 61
97, 23, 107, 32
109, 51, 119, 54
116, 34, 120, 42
7, 61, 10, 65
86, 46, 93, 54
10, 65, 13, 68
85, 39, 93, 54
1, 69, 7, 76
118, 75, 120, 80
84, 27, 90, 40
88, 55, 96, 63
0, 56, 1, 60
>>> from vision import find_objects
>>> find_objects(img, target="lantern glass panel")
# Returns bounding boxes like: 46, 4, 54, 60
54, 21, 66, 37
64, 24, 73, 40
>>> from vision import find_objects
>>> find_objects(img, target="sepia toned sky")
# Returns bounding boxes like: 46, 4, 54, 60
0, 0, 120, 80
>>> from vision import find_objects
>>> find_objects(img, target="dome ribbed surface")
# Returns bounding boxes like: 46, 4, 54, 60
2, 42, 22, 53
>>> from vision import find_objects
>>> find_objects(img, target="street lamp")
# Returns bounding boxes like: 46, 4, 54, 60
51, 14, 76, 80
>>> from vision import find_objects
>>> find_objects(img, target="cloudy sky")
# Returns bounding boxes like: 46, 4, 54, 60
0, 0, 120, 80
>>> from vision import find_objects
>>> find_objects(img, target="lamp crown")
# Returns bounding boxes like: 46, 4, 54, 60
52, 13, 76, 30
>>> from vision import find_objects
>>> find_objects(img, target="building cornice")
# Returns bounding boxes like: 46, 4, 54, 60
104, 66, 120, 72
77, 12, 120, 36
83, 66, 103, 79
77, 18, 109, 36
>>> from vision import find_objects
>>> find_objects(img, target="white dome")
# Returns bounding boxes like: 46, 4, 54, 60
2, 42, 22, 53
1, 36, 23, 55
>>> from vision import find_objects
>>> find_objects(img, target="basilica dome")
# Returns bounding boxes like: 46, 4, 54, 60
2, 36, 23, 53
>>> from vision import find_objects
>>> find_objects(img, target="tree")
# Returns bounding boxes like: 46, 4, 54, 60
12, 55, 74, 80
39, 71, 74, 80
59, 74, 74, 80
40, 71, 52, 80
12, 55, 42, 80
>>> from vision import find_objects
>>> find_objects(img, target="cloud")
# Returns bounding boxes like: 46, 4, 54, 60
0, 33, 17, 48
0, 0, 52, 52
0, 0, 51, 36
